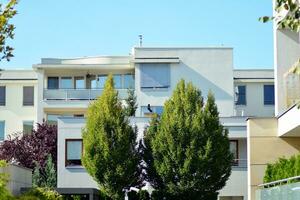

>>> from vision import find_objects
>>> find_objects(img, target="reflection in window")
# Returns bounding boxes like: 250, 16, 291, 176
66, 139, 83, 166
141, 106, 164, 117
124, 74, 135, 89
235, 85, 246, 105
113, 74, 122, 89
98, 75, 107, 89
23, 121, 34, 135
61, 77, 73, 89
74, 77, 85, 89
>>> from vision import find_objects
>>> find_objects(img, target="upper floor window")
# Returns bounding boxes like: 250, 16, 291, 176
124, 74, 135, 89
113, 74, 122, 89
0, 121, 4, 140
23, 86, 34, 106
0, 86, 5, 106
235, 85, 246, 105
23, 121, 34, 135
61, 77, 73, 89
66, 139, 83, 166
141, 105, 164, 117
140, 64, 170, 89
264, 85, 275, 105
98, 75, 107, 89
74, 76, 84, 89
47, 77, 59, 89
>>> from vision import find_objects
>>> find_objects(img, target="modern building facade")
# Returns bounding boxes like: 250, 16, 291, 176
247, 1, 300, 200
0, 47, 275, 200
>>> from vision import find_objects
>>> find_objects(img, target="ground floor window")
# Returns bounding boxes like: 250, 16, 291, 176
0, 121, 4, 140
65, 139, 83, 166
23, 121, 34, 135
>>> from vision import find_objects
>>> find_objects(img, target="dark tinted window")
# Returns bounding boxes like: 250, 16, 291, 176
23, 86, 34, 106
235, 85, 246, 105
264, 85, 275, 105
0, 86, 5, 106
48, 77, 59, 89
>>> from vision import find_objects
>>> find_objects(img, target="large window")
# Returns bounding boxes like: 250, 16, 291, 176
23, 121, 34, 135
124, 74, 135, 89
47, 77, 59, 89
98, 75, 107, 89
235, 85, 246, 105
23, 86, 34, 106
141, 105, 164, 117
230, 140, 239, 166
66, 139, 83, 166
113, 74, 122, 89
0, 121, 5, 140
264, 85, 275, 105
140, 64, 170, 89
0, 86, 5, 106
61, 77, 73, 89
74, 77, 85, 89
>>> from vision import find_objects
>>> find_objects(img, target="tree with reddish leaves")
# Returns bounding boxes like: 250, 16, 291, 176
0, 122, 57, 170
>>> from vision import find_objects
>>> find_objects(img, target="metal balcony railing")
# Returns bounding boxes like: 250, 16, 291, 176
43, 89, 129, 100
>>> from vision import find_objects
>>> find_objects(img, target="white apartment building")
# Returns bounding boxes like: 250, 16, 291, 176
0, 47, 275, 200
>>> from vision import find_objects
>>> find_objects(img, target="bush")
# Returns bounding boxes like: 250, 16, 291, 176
138, 190, 150, 200
264, 154, 300, 184
17, 187, 62, 200
127, 191, 138, 200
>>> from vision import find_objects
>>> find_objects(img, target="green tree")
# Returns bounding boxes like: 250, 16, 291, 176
0, 0, 18, 61
0, 160, 12, 200
32, 155, 57, 188
124, 89, 137, 117
82, 74, 139, 200
146, 80, 233, 200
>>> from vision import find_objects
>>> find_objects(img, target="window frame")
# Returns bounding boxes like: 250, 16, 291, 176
264, 84, 275, 105
65, 139, 83, 167
23, 120, 34, 135
0, 86, 6, 106
230, 140, 239, 166
23, 86, 34, 106
235, 85, 247, 106
0, 121, 4, 141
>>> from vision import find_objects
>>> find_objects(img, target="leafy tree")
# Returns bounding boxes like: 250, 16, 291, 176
82, 74, 139, 200
0, 160, 12, 200
0, 0, 18, 61
124, 89, 137, 117
145, 80, 233, 200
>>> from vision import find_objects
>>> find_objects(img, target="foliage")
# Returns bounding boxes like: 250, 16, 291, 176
82, 74, 140, 200
124, 89, 138, 117
33, 155, 57, 188
127, 191, 138, 200
0, 122, 57, 170
0, 0, 17, 61
137, 190, 150, 200
0, 160, 13, 200
17, 187, 62, 200
145, 80, 233, 200
264, 154, 300, 184
259, 0, 300, 32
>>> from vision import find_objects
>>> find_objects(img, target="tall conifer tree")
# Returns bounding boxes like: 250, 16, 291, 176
82, 75, 139, 200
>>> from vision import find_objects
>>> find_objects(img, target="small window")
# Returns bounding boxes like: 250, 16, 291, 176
74, 77, 85, 89
230, 140, 238, 166
264, 85, 275, 105
61, 77, 73, 89
0, 86, 5, 106
98, 75, 107, 89
66, 139, 83, 166
23, 121, 34, 135
47, 77, 59, 89
23, 86, 34, 106
124, 74, 135, 89
235, 85, 246, 105
0, 121, 4, 140
141, 105, 164, 117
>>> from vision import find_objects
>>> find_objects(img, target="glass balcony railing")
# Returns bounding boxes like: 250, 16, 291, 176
256, 176, 300, 200
43, 89, 129, 100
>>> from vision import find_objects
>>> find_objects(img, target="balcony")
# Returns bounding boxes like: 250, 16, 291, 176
43, 89, 129, 101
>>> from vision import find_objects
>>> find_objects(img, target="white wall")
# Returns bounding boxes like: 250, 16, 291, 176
57, 117, 98, 189
0, 70, 37, 138
133, 47, 234, 117
275, 30, 300, 115
234, 82, 275, 117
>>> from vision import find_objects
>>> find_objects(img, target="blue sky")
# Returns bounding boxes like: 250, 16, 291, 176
0, 0, 273, 69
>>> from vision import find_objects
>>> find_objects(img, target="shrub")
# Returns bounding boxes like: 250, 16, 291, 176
0, 160, 13, 200
138, 190, 150, 200
264, 154, 300, 184
18, 187, 62, 200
